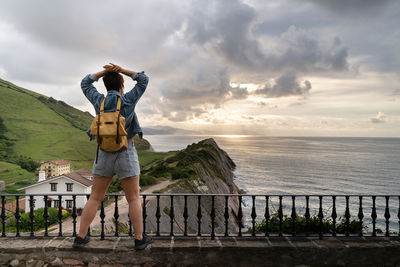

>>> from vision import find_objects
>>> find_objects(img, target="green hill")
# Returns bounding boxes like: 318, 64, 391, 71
0, 78, 97, 166
0, 77, 159, 193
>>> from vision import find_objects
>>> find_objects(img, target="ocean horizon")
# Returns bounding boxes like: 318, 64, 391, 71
144, 134, 400, 233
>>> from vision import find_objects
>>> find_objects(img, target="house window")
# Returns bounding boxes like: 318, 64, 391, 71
50, 183, 57, 191
66, 183, 73, 192
46, 199, 52, 207
53, 200, 60, 208
66, 200, 73, 209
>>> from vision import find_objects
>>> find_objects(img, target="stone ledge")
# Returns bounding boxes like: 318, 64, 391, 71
0, 236, 399, 267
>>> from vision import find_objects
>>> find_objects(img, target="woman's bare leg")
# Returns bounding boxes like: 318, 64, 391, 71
77, 174, 112, 238
120, 175, 143, 240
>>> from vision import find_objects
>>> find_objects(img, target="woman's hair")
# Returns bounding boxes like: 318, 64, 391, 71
103, 72, 124, 91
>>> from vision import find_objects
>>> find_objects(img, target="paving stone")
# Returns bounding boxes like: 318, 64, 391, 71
9, 259, 19, 267
267, 236, 293, 248
50, 257, 63, 266
63, 258, 83, 265
311, 236, 348, 248
25, 259, 36, 267
335, 259, 346, 266
90, 256, 100, 264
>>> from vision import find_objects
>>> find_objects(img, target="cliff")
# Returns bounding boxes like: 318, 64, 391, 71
139, 138, 243, 235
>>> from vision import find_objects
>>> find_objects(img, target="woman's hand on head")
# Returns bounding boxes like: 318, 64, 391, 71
103, 63, 122, 73
103, 64, 136, 77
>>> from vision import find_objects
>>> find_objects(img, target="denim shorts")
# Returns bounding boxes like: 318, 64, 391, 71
92, 141, 140, 179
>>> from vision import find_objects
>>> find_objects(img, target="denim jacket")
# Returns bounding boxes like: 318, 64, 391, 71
81, 71, 149, 140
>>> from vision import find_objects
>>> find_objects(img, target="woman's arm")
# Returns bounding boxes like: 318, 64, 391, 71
93, 69, 108, 79
94, 63, 121, 78
120, 68, 136, 77
103, 63, 137, 77
81, 74, 104, 108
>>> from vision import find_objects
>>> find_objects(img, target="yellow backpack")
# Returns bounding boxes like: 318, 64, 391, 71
90, 97, 128, 162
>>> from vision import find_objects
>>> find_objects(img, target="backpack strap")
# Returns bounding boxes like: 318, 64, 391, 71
100, 97, 106, 112
97, 104, 102, 144
116, 97, 121, 111
100, 95, 121, 112
95, 99, 103, 164
116, 98, 122, 144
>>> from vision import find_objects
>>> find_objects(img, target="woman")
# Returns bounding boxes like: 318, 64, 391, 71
73, 63, 152, 250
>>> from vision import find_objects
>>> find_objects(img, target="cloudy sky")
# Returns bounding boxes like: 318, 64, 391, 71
1, 0, 399, 137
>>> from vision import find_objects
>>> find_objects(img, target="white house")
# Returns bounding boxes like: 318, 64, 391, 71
17, 169, 93, 211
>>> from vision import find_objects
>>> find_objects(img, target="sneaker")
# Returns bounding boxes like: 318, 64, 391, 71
134, 233, 153, 250
72, 235, 90, 248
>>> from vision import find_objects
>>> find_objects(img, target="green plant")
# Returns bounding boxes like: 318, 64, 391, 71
152, 189, 163, 193
163, 206, 170, 215
111, 218, 131, 234
247, 211, 375, 234
140, 174, 157, 186
170, 167, 194, 180
6, 207, 70, 232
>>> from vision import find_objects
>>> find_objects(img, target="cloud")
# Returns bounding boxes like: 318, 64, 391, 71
0, 1, 350, 115
155, 66, 251, 121
369, 112, 387, 123
254, 71, 312, 98
183, 0, 351, 75
0, 0, 399, 136
310, 0, 394, 16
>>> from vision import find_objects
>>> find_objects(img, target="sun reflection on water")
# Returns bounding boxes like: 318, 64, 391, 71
213, 134, 249, 138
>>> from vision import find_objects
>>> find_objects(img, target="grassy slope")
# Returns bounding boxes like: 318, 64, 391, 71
0, 161, 34, 184
0, 78, 168, 193
0, 79, 97, 163
37, 96, 94, 131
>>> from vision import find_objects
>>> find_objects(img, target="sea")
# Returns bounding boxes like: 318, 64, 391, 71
144, 135, 400, 234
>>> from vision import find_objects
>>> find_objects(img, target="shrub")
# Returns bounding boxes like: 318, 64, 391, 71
247, 211, 372, 234
6, 207, 70, 232
170, 167, 193, 180
148, 164, 168, 177
16, 155, 40, 172
140, 175, 157, 186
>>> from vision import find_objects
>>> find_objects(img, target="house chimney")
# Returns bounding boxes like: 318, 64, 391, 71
38, 171, 46, 182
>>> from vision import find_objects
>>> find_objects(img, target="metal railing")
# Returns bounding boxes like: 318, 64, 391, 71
1, 193, 399, 239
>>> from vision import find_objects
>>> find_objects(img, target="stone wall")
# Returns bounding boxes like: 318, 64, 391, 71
0, 236, 399, 267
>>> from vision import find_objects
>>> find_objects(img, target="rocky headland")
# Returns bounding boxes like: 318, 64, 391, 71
142, 138, 243, 235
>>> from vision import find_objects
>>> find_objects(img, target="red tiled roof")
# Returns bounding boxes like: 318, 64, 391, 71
75, 169, 93, 176
63, 171, 93, 187
46, 160, 70, 165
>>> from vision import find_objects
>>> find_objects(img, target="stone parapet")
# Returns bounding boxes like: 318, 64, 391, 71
0, 236, 399, 266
